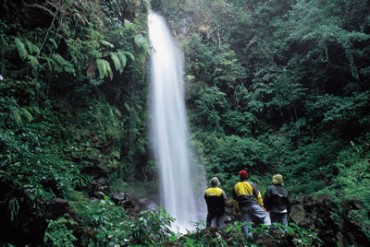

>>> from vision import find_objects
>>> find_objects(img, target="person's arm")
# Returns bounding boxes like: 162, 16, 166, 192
222, 190, 227, 206
286, 191, 291, 214
256, 191, 264, 207
232, 185, 237, 199
231, 185, 239, 210
263, 187, 271, 211
251, 183, 264, 207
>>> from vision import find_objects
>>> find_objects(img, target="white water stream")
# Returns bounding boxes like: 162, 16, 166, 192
148, 12, 206, 232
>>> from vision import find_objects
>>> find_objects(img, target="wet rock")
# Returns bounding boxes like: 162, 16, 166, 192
112, 191, 126, 203
47, 198, 70, 219
289, 200, 306, 226
83, 166, 109, 178
137, 196, 159, 211
112, 191, 136, 209
41, 177, 63, 197
89, 177, 109, 199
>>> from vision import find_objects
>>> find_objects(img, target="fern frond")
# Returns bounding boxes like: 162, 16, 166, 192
96, 59, 107, 79
27, 55, 39, 69
116, 50, 127, 70
43, 56, 53, 71
48, 38, 58, 49
8, 198, 19, 222
26, 40, 40, 55
124, 103, 131, 111
101, 40, 114, 48
96, 59, 112, 80
106, 62, 113, 80
10, 107, 22, 125
123, 51, 135, 61
110, 52, 122, 73
51, 53, 67, 66
73, 12, 88, 25
21, 108, 33, 122
31, 105, 41, 114
14, 37, 28, 60
51, 54, 75, 74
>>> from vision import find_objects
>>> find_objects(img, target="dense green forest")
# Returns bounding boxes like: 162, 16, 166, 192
0, 0, 369, 246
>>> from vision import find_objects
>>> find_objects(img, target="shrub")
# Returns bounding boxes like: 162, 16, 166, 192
44, 216, 77, 247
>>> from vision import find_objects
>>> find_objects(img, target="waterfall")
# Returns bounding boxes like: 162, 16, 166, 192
148, 12, 206, 232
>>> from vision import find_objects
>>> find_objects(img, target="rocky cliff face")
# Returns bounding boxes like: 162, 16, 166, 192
291, 195, 370, 247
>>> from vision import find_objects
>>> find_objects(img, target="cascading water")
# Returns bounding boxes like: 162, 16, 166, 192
148, 12, 206, 232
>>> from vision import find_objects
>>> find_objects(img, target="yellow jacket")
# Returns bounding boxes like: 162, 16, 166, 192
233, 181, 264, 207
204, 187, 227, 214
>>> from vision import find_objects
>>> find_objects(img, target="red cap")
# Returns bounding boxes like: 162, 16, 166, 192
239, 170, 248, 178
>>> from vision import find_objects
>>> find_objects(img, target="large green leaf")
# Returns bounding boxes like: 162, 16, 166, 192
14, 37, 28, 61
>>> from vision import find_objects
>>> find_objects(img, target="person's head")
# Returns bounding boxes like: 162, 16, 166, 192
239, 170, 248, 180
210, 177, 221, 187
272, 174, 284, 185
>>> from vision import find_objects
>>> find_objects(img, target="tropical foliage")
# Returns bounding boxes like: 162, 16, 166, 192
0, 0, 369, 246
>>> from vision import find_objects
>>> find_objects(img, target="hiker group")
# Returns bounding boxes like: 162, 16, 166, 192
204, 170, 291, 238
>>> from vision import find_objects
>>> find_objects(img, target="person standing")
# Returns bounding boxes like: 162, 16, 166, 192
204, 177, 227, 228
233, 170, 271, 238
263, 174, 291, 226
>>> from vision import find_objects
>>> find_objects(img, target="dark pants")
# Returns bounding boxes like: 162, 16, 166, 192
240, 205, 271, 238
206, 212, 225, 228
270, 211, 288, 226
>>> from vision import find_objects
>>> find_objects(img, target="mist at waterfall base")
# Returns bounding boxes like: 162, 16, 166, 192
148, 12, 207, 233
